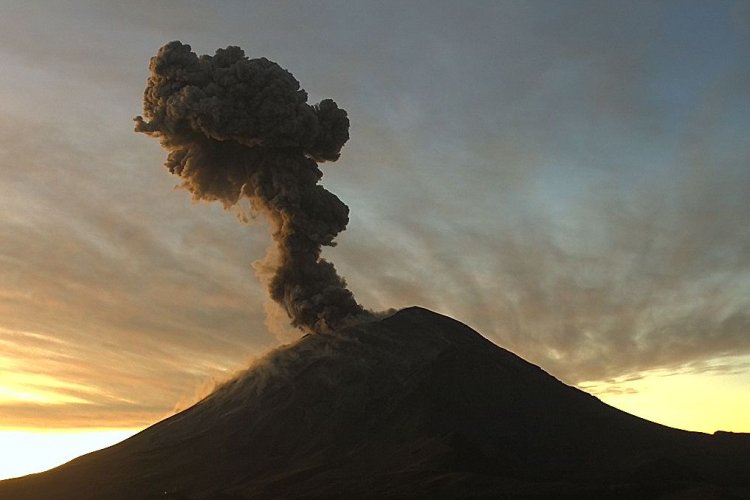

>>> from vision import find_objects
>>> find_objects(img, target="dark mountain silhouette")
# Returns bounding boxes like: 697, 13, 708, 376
2, 307, 748, 499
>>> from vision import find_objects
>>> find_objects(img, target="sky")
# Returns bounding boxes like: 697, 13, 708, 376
1, 0, 749, 479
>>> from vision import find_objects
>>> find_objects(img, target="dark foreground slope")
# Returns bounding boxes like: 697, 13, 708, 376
2, 307, 749, 499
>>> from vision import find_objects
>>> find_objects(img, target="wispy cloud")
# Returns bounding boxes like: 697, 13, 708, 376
0, 1, 747, 428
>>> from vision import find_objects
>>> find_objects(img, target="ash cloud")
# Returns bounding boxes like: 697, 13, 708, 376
135, 41, 365, 333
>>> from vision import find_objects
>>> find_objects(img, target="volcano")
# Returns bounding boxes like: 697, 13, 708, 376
2, 307, 749, 499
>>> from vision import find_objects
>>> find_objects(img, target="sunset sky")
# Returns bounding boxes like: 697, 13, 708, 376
1, 0, 749, 479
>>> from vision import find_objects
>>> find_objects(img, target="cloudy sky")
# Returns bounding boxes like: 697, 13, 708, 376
1, 0, 749, 475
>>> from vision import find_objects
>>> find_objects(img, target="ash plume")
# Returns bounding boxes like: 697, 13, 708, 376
135, 41, 365, 333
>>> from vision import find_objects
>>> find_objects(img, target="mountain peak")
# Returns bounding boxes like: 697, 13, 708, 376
2, 307, 748, 499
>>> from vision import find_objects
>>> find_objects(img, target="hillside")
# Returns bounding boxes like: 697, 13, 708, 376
2, 307, 748, 499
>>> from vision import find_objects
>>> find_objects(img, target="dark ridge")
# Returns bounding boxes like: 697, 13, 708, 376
1, 307, 748, 499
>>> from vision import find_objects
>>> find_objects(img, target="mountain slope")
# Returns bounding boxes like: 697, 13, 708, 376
2, 307, 749, 499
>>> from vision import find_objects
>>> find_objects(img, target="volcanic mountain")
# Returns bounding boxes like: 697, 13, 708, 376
2, 307, 749, 499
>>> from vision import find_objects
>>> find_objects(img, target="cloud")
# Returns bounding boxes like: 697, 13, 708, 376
0, 117, 275, 428
135, 41, 366, 333
1, 1, 748, 428
331, 143, 750, 385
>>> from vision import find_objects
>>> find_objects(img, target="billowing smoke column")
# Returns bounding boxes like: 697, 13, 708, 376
135, 41, 365, 333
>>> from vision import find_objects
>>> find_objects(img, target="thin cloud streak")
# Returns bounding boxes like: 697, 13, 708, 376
334, 157, 750, 385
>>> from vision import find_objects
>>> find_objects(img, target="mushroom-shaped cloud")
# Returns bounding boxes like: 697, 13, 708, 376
136, 41, 365, 333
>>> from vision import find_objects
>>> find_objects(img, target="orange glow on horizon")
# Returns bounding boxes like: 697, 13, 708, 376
580, 360, 750, 434
0, 429, 141, 481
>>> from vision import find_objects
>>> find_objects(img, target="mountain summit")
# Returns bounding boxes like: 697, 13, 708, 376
2, 307, 749, 499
